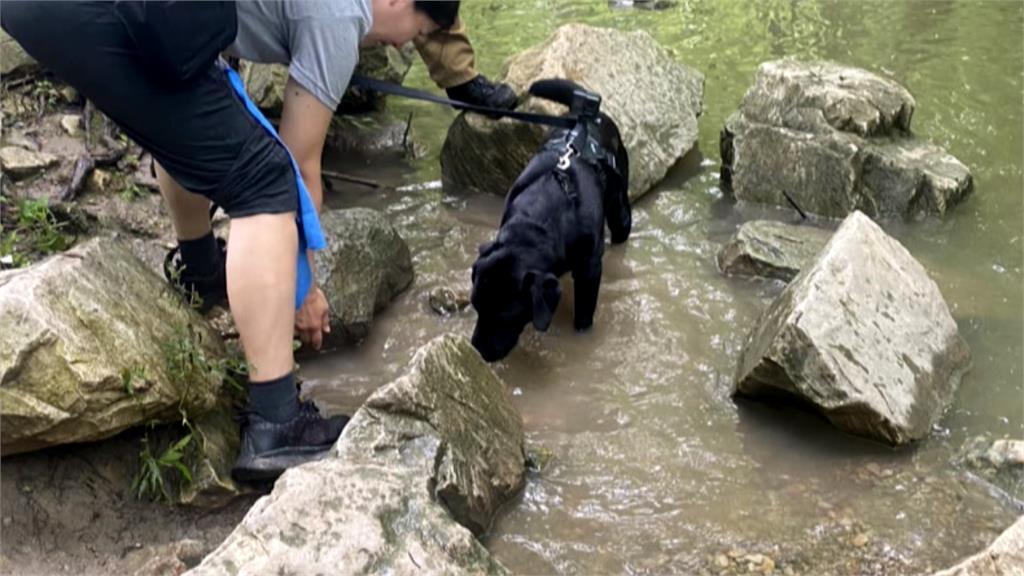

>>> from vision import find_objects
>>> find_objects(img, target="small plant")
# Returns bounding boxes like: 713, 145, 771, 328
119, 180, 145, 202
0, 198, 74, 267
30, 79, 60, 111
120, 364, 149, 398
131, 431, 194, 502
18, 199, 71, 254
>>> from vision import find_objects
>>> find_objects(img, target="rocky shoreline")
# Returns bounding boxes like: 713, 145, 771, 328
1, 25, 1020, 576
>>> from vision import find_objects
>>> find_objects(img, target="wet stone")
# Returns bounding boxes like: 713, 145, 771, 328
0, 146, 57, 180
59, 114, 82, 137
428, 286, 471, 316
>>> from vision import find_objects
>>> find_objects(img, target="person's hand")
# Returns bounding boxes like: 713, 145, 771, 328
295, 287, 330, 350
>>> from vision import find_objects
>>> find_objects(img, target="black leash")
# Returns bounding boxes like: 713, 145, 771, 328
349, 74, 578, 130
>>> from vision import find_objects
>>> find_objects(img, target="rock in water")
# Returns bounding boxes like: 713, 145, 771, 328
721, 59, 972, 220
732, 211, 971, 445
441, 23, 704, 201
717, 220, 832, 282
0, 237, 228, 455
958, 436, 1024, 502
188, 334, 524, 575
314, 208, 414, 345
929, 517, 1024, 576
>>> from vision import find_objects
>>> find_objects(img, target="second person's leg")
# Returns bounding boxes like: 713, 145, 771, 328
413, 17, 517, 110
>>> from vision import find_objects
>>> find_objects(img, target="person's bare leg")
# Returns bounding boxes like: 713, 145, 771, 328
157, 161, 294, 379
226, 212, 297, 381
155, 162, 212, 241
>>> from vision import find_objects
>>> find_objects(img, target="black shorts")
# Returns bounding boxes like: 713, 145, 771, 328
1, 1, 297, 218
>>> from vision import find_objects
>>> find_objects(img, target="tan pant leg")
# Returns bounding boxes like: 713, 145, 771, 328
414, 17, 478, 89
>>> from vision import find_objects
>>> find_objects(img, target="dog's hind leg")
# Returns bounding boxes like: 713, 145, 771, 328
572, 258, 602, 332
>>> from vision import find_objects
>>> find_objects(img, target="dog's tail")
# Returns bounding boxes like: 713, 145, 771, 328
528, 78, 587, 108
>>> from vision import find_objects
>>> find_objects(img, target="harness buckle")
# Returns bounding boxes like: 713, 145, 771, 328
557, 144, 577, 171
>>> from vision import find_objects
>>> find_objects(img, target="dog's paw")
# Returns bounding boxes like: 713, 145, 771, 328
573, 319, 594, 332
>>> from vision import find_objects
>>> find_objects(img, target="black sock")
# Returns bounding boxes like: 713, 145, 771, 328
178, 231, 219, 278
247, 372, 299, 423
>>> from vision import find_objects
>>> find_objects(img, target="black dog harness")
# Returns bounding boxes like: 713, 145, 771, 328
541, 113, 623, 205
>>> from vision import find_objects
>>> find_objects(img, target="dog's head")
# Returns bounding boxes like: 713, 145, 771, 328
470, 241, 561, 362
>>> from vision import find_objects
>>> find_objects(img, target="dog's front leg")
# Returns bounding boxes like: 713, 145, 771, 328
572, 258, 602, 332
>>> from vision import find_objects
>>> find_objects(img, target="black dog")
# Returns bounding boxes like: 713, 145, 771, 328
470, 79, 632, 362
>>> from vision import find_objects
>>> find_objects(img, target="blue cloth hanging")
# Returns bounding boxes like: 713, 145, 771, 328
223, 64, 326, 310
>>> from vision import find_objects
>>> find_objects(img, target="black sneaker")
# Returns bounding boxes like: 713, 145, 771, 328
446, 74, 518, 114
163, 237, 228, 313
231, 400, 350, 484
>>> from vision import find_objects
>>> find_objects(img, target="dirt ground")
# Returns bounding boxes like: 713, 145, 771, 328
0, 428, 260, 576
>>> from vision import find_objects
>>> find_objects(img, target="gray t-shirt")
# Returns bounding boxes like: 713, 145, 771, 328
226, 0, 373, 111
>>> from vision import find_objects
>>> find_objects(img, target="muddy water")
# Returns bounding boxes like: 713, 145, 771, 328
305, 1, 1023, 573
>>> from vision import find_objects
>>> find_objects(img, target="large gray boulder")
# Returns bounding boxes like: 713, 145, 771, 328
334, 335, 526, 536
717, 219, 832, 282
441, 24, 704, 200
315, 208, 414, 345
0, 236, 228, 456
721, 59, 972, 220
930, 517, 1024, 576
188, 334, 525, 575
732, 211, 971, 445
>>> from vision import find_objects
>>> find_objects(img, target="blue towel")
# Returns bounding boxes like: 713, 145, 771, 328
223, 64, 327, 310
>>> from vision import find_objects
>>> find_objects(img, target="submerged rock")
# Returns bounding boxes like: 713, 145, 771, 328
958, 436, 1024, 502
441, 23, 704, 200
733, 211, 971, 445
0, 146, 57, 180
930, 516, 1024, 576
0, 236, 229, 455
326, 112, 420, 157
428, 285, 471, 316
189, 334, 524, 575
721, 59, 972, 220
717, 220, 832, 282
315, 208, 414, 345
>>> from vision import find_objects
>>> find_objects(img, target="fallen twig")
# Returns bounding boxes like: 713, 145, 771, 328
321, 169, 380, 189
94, 135, 127, 167
782, 190, 808, 221
402, 111, 414, 151
59, 154, 95, 202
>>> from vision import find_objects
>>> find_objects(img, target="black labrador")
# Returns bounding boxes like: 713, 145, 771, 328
470, 79, 632, 362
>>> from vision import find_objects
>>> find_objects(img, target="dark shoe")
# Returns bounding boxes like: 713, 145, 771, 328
231, 400, 349, 484
163, 237, 228, 313
446, 74, 517, 113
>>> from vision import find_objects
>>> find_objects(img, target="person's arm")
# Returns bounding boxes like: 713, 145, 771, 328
278, 76, 332, 213
278, 77, 333, 349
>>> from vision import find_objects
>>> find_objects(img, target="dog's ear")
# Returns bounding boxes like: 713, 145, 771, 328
523, 271, 561, 331
599, 119, 632, 244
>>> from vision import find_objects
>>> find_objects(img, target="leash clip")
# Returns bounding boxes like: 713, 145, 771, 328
557, 144, 577, 171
